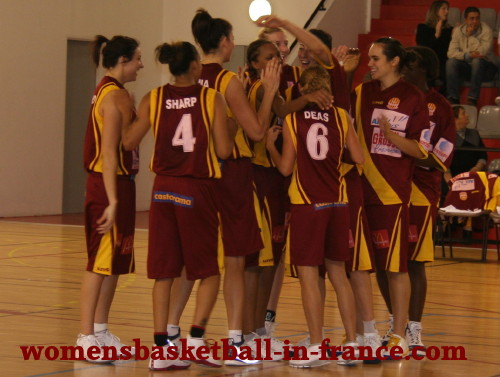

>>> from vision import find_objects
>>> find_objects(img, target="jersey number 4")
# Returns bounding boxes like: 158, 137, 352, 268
306, 123, 329, 160
172, 114, 196, 152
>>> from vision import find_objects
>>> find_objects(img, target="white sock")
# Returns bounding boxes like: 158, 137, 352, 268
243, 333, 256, 343
256, 327, 267, 336
228, 330, 243, 344
94, 323, 108, 333
167, 324, 180, 337
363, 320, 377, 334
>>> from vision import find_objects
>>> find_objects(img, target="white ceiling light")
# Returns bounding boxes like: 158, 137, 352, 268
249, 0, 272, 21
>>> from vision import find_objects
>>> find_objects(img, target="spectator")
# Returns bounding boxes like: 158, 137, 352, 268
445, 105, 487, 182
446, 6, 497, 106
416, 1, 453, 94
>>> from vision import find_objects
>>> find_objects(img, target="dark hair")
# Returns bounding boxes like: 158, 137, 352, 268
91, 35, 139, 68
191, 8, 232, 54
299, 66, 331, 95
405, 46, 439, 81
246, 39, 275, 81
373, 37, 406, 73
309, 29, 332, 50
464, 6, 480, 18
155, 41, 199, 76
453, 105, 464, 118
424, 1, 450, 28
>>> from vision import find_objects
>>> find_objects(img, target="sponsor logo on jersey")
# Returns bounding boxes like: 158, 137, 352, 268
427, 102, 436, 116
387, 97, 400, 110
408, 224, 418, 243
433, 137, 454, 162
452, 179, 475, 192
348, 229, 354, 249
118, 234, 134, 255
371, 229, 390, 249
314, 202, 348, 210
459, 192, 468, 201
153, 191, 194, 208
370, 127, 403, 158
371, 108, 409, 131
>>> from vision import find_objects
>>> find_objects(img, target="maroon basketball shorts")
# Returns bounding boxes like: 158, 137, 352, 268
365, 203, 410, 273
216, 158, 264, 257
344, 170, 375, 272
288, 203, 350, 266
246, 165, 288, 267
84, 172, 135, 275
148, 175, 220, 281
409, 203, 437, 262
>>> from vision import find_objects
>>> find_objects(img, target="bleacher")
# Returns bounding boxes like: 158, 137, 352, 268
354, 0, 500, 109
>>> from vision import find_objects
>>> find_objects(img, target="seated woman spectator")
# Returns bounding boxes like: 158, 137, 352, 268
416, 1, 452, 94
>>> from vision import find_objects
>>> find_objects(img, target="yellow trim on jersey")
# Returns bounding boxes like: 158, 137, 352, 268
429, 153, 447, 172
89, 82, 123, 174
217, 213, 225, 272
386, 205, 403, 272
354, 84, 401, 205
411, 205, 434, 262
286, 113, 311, 204
352, 206, 374, 271
333, 107, 349, 202
257, 192, 274, 266
200, 87, 222, 178
415, 140, 429, 159
92, 224, 117, 275
149, 87, 163, 171
410, 182, 431, 206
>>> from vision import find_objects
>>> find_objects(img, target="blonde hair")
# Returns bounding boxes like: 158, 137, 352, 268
299, 66, 331, 95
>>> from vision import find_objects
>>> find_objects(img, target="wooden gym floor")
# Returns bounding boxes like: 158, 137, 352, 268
1, 213, 499, 377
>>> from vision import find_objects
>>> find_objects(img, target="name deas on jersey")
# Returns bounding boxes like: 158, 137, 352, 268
153, 191, 194, 208
304, 111, 329, 122
165, 97, 197, 110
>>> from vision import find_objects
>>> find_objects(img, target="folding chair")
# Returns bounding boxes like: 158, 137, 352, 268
477, 106, 500, 138
438, 171, 498, 261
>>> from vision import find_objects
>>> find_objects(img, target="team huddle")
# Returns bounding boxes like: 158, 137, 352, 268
77, 8, 456, 371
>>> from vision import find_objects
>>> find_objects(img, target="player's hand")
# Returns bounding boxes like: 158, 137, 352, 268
261, 57, 281, 95
332, 45, 349, 65
266, 125, 282, 149
379, 114, 393, 139
255, 15, 285, 28
305, 89, 333, 110
96, 203, 117, 234
236, 64, 250, 88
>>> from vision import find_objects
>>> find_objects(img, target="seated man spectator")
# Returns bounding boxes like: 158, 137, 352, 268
442, 105, 487, 200
446, 6, 497, 106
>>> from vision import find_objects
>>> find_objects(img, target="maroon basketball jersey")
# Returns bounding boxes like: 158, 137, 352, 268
199, 63, 253, 159
149, 84, 221, 178
412, 88, 455, 206
353, 79, 429, 205
287, 105, 349, 204
84, 76, 139, 175
443, 172, 497, 211
280, 64, 301, 98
